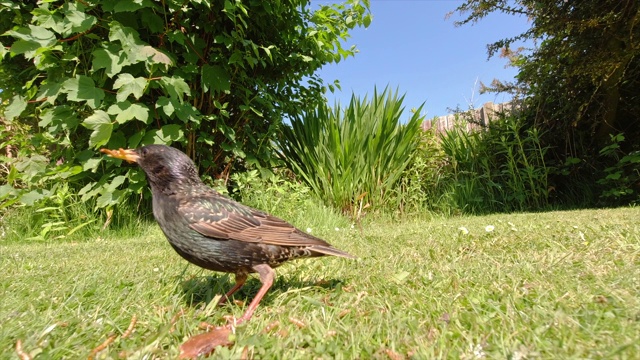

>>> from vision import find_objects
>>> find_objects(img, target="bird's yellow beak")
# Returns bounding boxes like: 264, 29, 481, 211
100, 148, 139, 163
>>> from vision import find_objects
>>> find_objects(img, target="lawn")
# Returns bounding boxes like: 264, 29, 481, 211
1, 207, 638, 359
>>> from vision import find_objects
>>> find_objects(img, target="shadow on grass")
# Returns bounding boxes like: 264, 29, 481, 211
179, 273, 344, 308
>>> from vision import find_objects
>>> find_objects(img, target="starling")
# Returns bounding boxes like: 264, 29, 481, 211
101, 145, 355, 325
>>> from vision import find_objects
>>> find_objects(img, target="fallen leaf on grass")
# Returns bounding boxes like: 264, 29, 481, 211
384, 348, 403, 360
289, 317, 306, 328
199, 322, 217, 331
179, 327, 234, 359
88, 334, 117, 360
122, 315, 137, 338
427, 328, 439, 341
439, 313, 451, 324
594, 295, 608, 304
170, 309, 186, 333
240, 345, 250, 360
322, 295, 333, 306
262, 320, 280, 333
15, 340, 32, 360
87, 315, 137, 360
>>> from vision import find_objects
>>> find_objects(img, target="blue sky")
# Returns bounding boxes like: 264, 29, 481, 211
316, 0, 531, 119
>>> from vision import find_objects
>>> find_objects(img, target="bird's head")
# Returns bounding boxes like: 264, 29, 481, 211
101, 145, 202, 194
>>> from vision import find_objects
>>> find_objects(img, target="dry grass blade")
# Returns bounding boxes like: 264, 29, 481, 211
88, 334, 117, 360
122, 315, 137, 339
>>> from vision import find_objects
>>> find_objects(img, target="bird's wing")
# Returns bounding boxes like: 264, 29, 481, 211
177, 192, 330, 247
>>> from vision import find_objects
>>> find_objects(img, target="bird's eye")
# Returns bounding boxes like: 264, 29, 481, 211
140, 147, 149, 156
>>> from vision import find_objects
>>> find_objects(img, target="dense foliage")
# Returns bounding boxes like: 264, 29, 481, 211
439, 114, 551, 214
453, 0, 640, 204
0, 0, 371, 212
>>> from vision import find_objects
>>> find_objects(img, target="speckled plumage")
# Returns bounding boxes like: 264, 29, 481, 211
101, 144, 354, 324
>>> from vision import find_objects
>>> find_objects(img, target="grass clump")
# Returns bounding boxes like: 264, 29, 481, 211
1, 207, 638, 358
439, 114, 551, 214
278, 87, 425, 218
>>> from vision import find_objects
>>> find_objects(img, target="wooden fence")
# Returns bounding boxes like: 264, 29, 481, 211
421, 101, 517, 133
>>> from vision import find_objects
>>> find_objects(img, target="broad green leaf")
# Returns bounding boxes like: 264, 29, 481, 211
97, 189, 125, 208
9, 40, 41, 56
156, 96, 174, 117
92, 45, 127, 77
82, 157, 102, 172
14, 154, 48, 181
113, 73, 147, 101
140, 8, 164, 33
3, 95, 27, 121
0, 184, 18, 200
108, 21, 147, 65
36, 82, 62, 105
19, 189, 48, 206
174, 102, 201, 123
142, 124, 184, 144
109, 21, 145, 49
62, 9, 97, 36
38, 105, 79, 132
159, 76, 190, 102
62, 75, 105, 109
363, 14, 372, 28
112, 0, 154, 13
106, 175, 127, 191
157, 124, 184, 143
7, 25, 56, 47
7, 24, 57, 58
82, 111, 113, 148
229, 51, 243, 65
32, 8, 65, 34
201, 65, 231, 93
107, 101, 149, 124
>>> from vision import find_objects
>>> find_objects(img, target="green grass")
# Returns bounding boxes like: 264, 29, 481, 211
1, 207, 639, 359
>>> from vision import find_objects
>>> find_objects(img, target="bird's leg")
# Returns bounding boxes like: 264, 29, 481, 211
233, 264, 275, 326
216, 273, 247, 306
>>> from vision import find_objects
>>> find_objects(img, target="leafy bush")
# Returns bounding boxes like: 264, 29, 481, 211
597, 133, 640, 204
391, 128, 454, 216
278, 87, 425, 218
454, 1, 640, 208
0, 0, 370, 218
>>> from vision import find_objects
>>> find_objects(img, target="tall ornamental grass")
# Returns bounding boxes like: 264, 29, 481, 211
278, 87, 424, 217
439, 115, 551, 213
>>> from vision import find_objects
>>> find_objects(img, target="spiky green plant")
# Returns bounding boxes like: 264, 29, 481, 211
439, 115, 551, 213
278, 87, 424, 217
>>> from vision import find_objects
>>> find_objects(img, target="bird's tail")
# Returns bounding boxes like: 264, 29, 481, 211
309, 245, 357, 259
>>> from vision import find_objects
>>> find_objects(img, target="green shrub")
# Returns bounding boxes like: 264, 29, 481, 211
0, 0, 370, 220
391, 129, 455, 216
597, 133, 640, 204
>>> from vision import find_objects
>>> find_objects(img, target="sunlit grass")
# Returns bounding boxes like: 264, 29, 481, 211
1, 207, 638, 358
